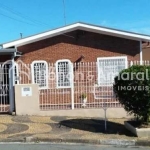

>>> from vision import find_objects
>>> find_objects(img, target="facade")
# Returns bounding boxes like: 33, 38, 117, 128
0, 22, 150, 116
16, 30, 140, 63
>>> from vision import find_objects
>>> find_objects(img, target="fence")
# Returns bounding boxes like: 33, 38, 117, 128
0, 63, 10, 112
16, 60, 150, 111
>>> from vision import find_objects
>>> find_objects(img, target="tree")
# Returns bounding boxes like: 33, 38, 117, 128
113, 65, 150, 123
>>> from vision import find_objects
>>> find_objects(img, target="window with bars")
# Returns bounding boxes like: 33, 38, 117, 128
97, 56, 127, 86
56, 59, 73, 88
31, 61, 48, 89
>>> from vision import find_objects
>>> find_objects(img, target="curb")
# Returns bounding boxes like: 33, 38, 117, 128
25, 137, 136, 146
100, 139, 136, 146
136, 140, 150, 146
1, 137, 150, 146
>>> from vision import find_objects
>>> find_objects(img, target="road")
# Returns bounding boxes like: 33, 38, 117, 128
0, 143, 149, 150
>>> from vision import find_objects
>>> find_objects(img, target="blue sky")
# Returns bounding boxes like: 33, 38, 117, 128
0, 0, 150, 43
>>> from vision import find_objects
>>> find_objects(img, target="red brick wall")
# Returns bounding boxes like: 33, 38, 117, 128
16, 30, 140, 63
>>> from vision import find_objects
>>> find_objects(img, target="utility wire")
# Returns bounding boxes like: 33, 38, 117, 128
0, 2, 50, 27
0, 12, 38, 26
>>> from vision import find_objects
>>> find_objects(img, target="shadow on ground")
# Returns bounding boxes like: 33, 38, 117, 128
60, 119, 135, 137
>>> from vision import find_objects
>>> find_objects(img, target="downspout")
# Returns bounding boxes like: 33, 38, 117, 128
140, 40, 143, 65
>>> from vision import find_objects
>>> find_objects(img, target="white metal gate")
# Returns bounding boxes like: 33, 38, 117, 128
0, 63, 10, 112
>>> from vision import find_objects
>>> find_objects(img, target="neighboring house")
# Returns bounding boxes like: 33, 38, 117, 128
0, 22, 150, 115
142, 42, 150, 60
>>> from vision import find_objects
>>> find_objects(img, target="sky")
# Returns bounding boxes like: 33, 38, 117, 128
0, 0, 150, 43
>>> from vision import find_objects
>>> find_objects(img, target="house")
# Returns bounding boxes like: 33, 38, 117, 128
2, 22, 150, 63
142, 42, 150, 60
0, 22, 150, 117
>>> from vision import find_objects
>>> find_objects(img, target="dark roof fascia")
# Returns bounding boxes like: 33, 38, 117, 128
0, 48, 16, 55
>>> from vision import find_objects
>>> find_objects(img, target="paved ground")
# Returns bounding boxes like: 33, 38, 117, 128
0, 115, 138, 142
0, 143, 149, 150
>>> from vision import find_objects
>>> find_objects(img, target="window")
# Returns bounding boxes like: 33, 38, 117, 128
31, 61, 48, 89
56, 59, 73, 88
97, 56, 127, 86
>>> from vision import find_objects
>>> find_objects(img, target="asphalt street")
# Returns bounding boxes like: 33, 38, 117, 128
0, 143, 149, 150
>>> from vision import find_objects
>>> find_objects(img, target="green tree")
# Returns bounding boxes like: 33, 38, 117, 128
113, 65, 150, 123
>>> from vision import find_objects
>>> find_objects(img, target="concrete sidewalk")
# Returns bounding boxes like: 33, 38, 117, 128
0, 115, 149, 146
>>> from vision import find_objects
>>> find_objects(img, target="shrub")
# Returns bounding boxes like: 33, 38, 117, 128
113, 65, 150, 123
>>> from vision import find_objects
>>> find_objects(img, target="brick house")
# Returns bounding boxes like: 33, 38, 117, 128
2, 22, 150, 63
1, 22, 150, 115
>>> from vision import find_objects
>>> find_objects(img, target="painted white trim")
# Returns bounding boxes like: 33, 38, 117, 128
97, 56, 128, 69
97, 56, 127, 62
3, 24, 79, 48
140, 40, 143, 65
56, 59, 73, 89
79, 24, 150, 41
31, 60, 48, 89
70, 63, 74, 109
2, 23, 150, 48
97, 56, 127, 86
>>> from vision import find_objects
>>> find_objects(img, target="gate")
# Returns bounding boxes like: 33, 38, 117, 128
0, 63, 10, 112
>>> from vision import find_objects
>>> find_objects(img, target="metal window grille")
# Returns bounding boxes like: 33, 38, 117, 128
97, 56, 127, 86
56, 60, 72, 88
31, 61, 48, 89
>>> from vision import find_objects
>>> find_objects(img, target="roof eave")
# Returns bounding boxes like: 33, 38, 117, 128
2, 22, 150, 48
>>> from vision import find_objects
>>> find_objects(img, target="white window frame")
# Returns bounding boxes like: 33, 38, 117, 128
97, 56, 128, 86
56, 59, 73, 89
31, 60, 48, 89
